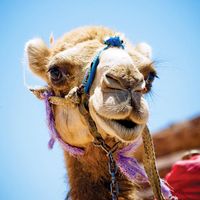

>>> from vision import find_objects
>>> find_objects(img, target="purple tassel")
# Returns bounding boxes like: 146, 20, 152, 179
116, 136, 175, 199
117, 137, 148, 183
43, 91, 84, 156
117, 155, 148, 183
48, 137, 55, 149
160, 180, 177, 199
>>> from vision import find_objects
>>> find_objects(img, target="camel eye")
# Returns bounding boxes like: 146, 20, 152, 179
145, 72, 158, 91
48, 66, 63, 82
147, 72, 158, 82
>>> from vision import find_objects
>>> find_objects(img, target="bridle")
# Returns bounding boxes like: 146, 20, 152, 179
82, 36, 124, 94
31, 36, 176, 200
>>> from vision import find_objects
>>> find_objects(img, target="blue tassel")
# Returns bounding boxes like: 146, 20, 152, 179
104, 36, 124, 49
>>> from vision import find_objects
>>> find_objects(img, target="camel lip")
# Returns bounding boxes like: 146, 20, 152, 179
91, 106, 143, 141
105, 116, 143, 141
108, 117, 140, 134
93, 107, 138, 130
109, 118, 145, 141
111, 119, 137, 129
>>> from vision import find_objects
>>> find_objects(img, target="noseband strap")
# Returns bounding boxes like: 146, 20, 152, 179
83, 36, 124, 94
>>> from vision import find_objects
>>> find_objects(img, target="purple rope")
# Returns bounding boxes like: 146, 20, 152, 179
43, 91, 84, 156
116, 135, 175, 199
116, 136, 148, 183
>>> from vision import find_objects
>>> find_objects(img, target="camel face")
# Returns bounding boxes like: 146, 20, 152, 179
89, 47, 150, 142
26, 26, 156, 147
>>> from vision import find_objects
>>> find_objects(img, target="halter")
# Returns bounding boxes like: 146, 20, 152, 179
82, 36, 124, 94
32, 36, 175, 200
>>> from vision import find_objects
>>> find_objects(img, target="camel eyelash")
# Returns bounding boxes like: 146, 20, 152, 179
146, 72, 159, 82
144, 72, 158, 93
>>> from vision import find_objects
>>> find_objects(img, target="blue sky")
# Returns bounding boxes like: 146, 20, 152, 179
0, 1, 200, 200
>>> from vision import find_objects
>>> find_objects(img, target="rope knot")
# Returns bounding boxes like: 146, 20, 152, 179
104, 36, 124, 49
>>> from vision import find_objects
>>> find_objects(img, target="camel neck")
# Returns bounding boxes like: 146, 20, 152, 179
64, 140, 134, 200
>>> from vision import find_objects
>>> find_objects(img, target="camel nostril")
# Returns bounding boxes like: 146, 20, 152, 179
103, 73, 125, 90
105, 74, 118, 85
133, 80, 146, 93
135, 87, 147, 94
104, 70, 145, 92
105, 73, 120, 82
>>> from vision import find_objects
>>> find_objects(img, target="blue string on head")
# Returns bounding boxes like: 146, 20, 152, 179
83, 36, 124, 94
104, 36, 124, 49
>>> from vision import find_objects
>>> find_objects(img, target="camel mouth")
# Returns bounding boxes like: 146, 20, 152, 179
108, 117, 144, 141
90, 104, 145, 141
103, 115, 144, 141
89, 88, 148, 141
112, 119, 137, 129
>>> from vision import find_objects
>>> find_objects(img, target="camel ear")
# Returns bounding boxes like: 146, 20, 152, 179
135, 43, 152, 58
25, 38, 50, 80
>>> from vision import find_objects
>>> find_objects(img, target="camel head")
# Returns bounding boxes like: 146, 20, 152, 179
25, 26, 156, 148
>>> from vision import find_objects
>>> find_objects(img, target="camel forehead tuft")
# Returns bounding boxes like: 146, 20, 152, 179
48, 39, 103, 68
50, 26, 115, 54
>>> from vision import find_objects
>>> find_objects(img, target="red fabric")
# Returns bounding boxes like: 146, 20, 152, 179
165, 155, 200, 200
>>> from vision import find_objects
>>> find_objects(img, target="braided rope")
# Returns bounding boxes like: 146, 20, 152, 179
142, 126, 175, 200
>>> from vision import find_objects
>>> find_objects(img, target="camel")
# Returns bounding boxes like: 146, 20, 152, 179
25, 26, 174, 200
